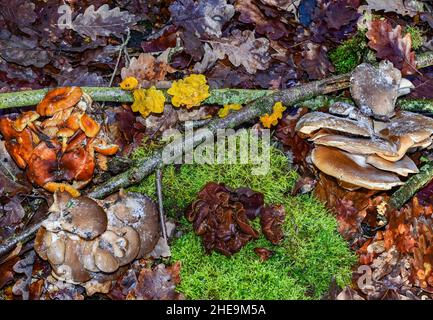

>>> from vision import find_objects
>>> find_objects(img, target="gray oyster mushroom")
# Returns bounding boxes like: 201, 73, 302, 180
34, 190, 160, 294
350, 61, 414, 119
295, 62, 433, 190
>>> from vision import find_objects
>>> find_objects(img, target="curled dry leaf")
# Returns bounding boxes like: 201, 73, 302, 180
120, 53, 175, 86
169, 0, 235, 38
366, 19, 416, 76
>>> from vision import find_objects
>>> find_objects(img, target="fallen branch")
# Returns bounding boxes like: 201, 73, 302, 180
1, 51, 433, 110
298, 95, 433, 113
89, 73, 351, 199
388, 162, 433, 210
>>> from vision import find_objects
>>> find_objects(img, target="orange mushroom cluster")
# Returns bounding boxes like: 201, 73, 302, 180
0, 87, 119, 197
34, 191, 159, 295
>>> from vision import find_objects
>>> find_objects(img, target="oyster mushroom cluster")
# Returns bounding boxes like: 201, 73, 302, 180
296, 61, 433, 190
34, 191, 159, 295
0, 87, 119, 197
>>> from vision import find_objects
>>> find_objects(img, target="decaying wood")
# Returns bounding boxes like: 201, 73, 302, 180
389, 162, 433, 210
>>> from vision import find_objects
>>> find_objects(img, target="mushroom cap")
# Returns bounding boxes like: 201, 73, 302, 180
378, 111, 433, 143
366, 154, 419, 177
103, 191, 160, 258
13, 111, 40, 132
110, 226, 141, 266
57, 127, 75, 138
93, 143, 119, 156
79, 113, 100, 138
44, 193, 107, 240
375, 135, 415, 162
311, 146, 403, 190
312, 134, 398, 156
60, 147, 95, 182
65, 112, 82, 131
51, 237, 91, 283
93, 247, 120, 273
0, 117, 35, 169
295, 112, 372, 137
26, 141, 60, 186
350, 61, 402, 118
36, 87, 83, 116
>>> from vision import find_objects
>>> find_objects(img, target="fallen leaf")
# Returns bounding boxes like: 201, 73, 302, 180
301, 42, 334, 80
366, 0, 421, 17
66, 4, 139, 41
130, 262, 184, 300
366, 19, 416, 75
120, 53, 175, 86
260, 205, 286, 244
235, 0, 289, 40
203, 30, 271, 74
170, 0, 235, 38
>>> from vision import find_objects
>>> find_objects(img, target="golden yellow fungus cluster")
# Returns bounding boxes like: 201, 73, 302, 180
260, 102, 286, 128
218, 103, 242, 118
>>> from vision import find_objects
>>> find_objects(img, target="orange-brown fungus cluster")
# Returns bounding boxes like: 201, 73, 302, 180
0, 87, 119, 197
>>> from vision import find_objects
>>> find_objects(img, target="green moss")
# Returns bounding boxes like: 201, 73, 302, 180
131, 139, 355, 300
329, 32, 367, 74
405, 26, 423, 50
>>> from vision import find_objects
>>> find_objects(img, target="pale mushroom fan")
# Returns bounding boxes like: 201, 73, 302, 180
296, 61, 433, 190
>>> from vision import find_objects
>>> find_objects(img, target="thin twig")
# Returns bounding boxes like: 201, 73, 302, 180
156, 168, 168, 241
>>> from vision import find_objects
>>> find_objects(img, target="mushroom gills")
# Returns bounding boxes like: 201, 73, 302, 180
311, 134, 398, 156
366, 154, 419, 177
311, 146, 403, 190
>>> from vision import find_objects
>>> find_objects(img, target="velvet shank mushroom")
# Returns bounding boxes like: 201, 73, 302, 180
34, 191, 160, 294
296, 62, 432, 190
0, 87, 120, 197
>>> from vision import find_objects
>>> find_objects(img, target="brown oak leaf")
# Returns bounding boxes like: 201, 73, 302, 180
366, 19, 416, 75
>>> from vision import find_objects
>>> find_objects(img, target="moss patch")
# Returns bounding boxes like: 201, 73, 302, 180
329, 32, 367, 74
131, 143, 355, 299
405, 26, 423, 51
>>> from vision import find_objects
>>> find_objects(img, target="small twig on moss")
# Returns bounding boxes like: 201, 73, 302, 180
388, 162, 433, 210
156, 168, 168, 241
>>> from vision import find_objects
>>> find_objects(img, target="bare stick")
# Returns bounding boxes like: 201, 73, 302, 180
156, 168, 168, 241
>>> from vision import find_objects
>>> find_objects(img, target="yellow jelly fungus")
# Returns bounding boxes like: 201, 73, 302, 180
167, 74, 210, 108
131, 86, 166, 117
260, 102, 286, 128
218, 103, 242, 118
120, 77, 139, 91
